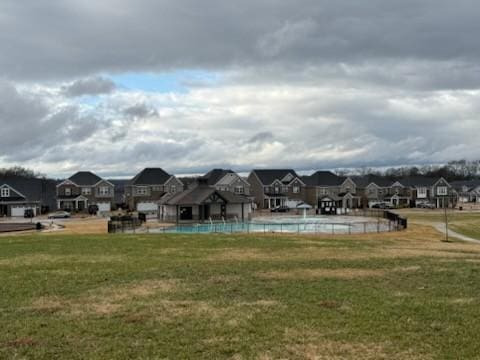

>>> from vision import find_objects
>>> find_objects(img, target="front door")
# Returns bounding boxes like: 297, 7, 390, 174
220, 204, 226, 219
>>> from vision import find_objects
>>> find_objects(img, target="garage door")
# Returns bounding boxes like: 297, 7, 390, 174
97, 202, 111, 212
11, 206, 36, 217
137, 202, 157, 212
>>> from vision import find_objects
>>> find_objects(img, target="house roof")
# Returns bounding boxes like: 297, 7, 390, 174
398, 176, 439, 187
302, 171, 346, 186
201, 169, 234, 186
451, 179, 480, 191
351, 175, 395, 188
130, 168, 171, 185
251, 169, 298, 185
69, 171, 103, 186
160, 185, 250, 206
0, 175, 56, 204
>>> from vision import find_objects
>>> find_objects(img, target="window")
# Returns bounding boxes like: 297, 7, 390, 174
320, 188, 328, 195
152, 186, 162, 192
234, 186, 244, 194
99, 186, 111, 196
274, 186, 280, 194
65, 187, 71, 196
417, 187, 427, 198
1, 187, 10, 197
437, 186, 448, 196
136, 187, 148, 195
170, 185, 177, 193
81, 187, 91, 195
281, 186, 288, 193
293, 186, 300, 194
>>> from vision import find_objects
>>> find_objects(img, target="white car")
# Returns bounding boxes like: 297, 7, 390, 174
48, 211, 71, 219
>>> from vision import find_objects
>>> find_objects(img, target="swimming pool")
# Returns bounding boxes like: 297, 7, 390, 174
150, 215, 394, 235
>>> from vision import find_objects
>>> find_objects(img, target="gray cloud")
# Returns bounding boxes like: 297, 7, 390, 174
1, 1, 480, 177
1, 1, 480, 83
123, 103, 158, 118
62, 76, 116, 97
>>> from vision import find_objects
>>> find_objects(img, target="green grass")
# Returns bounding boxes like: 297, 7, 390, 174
397, 209, 480, 240
1, 232, 480, 359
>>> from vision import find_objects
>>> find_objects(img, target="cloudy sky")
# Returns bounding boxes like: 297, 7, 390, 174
1, 1, 479, 178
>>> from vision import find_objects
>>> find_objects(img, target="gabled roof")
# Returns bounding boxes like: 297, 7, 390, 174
0, 175, 56, 203
398, 176, 439, 187
351, 175, 395, 188
251, 169, 298, 185
160, 185, 250, 206
201, 169, 235, 186
451, 179, 480, 191
302, 171, 346, 187
69, 171, 103, 186
130, 168, 172, 185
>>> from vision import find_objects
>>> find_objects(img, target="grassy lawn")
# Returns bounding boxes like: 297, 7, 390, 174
397, 209, 480, 240
1, 227, 480, 359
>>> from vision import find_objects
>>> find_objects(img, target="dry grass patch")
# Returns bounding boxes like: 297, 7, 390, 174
30, 279, 179, 316
279, 329, 432, 360
0, 254, 123, 267
258, 268, 385, 280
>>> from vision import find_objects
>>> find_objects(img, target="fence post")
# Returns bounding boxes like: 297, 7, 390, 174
364, 223, 366, 233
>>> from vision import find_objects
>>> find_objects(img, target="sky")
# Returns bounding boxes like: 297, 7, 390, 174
1, 1, 479, 178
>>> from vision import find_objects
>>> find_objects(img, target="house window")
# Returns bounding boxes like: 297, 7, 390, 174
417, 187, 427, 198
152, 186, 162, 192
274, 186, 280, 194
99, 186, 110, 196
65, 188, 71, 196
170, 185, 177, 193
1, 187, 10, 197
136, 187, 148, 195
81, 187, 91, 195
282, 186, 288, 193
234, 186, 244, 194
293, 186, 300, 194
437, 186, 448, 196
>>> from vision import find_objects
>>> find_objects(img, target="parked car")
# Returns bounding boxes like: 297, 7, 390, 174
417, 202, 435, 209
271, 205, 290, 213
24, 209, 35, 218
371, 202, 393, 209
48, 211, 71, 219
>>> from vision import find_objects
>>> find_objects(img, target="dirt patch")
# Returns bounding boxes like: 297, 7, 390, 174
258, 268, 385, 280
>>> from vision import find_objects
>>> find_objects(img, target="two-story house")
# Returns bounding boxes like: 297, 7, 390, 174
56, 171, 115, 213
303, 171, 360, 214
451, 180, 480, 203
247, 169, 306, 210
352, 175, 400, 207
125, 168, 183, 213
400, 177, 457, 208
200, 169, 251, 196
0, 175, 56, 217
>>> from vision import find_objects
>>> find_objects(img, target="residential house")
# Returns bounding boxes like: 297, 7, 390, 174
352, 175, 411, 208
125, 168, 183, 212
0, 175, 56, 217
158, 179, 252, 223
247, 169, 306, 210
200, 169, 251, 196
302, 171, 360, 214
451, 180, 480, 203
56, 171, 115, 213
399, 177, 457, 208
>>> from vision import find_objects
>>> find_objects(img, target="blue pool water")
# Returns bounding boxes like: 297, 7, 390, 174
151, 216, 392, 234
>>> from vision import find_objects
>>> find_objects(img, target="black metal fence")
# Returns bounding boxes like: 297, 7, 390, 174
108, 215, 145, 233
